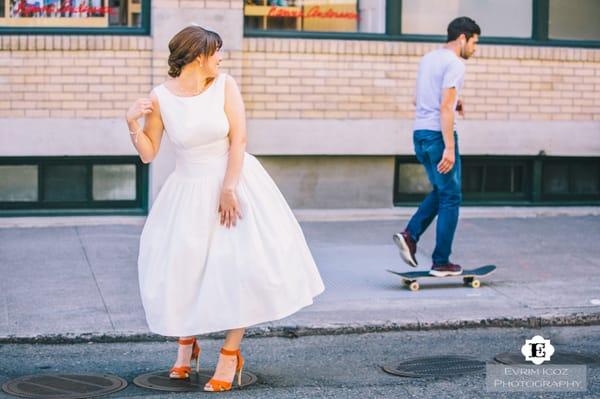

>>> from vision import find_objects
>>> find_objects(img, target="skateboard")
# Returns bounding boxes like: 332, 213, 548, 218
386, 265, 497, 292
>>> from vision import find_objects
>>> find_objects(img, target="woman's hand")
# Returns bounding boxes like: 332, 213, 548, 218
218, 188, 243, 228
126, 98, 153, 123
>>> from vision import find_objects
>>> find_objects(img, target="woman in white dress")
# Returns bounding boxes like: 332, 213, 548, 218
125, 25, 325, 392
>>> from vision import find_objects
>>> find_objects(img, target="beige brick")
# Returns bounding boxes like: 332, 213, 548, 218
251, 110, 277, 118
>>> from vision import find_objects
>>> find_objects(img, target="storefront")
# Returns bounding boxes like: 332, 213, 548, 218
0, 0, 599, 216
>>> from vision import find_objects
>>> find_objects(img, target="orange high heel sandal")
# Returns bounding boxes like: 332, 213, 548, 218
169, 337, 201, 379
203, 347, 245, 392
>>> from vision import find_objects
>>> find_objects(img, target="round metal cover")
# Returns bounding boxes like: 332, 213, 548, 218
382, 355, 485, 378
495, 352, 599, 365
1, 374, 127, 399
133, 369, 257, 392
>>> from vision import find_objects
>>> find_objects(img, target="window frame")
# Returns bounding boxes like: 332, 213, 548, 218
0, 155, 148, 216
244, 0, 600, 49
0, 0, 151, 35
393, 155, 600, 207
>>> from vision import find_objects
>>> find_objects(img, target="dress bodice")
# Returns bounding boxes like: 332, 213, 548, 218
153, 73, 230, 163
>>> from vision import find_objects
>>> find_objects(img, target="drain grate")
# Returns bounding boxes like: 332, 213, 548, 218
1, 374, 127, 399
133, 369, 257, 392
495, 352, 599, 366
382, 355, 486, 378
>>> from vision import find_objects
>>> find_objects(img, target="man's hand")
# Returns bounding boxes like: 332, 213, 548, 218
437, 148, 456, 174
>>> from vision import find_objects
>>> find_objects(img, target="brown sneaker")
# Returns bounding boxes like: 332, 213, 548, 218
429, 262, 463, 277
392, 231, 418, 267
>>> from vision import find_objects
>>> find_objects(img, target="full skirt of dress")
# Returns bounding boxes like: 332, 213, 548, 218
137, 151, 325, 337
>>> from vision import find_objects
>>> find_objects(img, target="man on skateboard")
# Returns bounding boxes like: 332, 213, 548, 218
394, 17, 481, 277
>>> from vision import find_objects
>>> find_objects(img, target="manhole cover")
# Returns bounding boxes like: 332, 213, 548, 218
495, 352, 599, 365
133, 369, 257, 392
1, 374, 127, 399
382, 355, 485, 378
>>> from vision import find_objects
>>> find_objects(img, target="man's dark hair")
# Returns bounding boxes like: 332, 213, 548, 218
447, 16, 481, 42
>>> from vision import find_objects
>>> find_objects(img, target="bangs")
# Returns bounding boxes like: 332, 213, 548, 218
203, 29, 223, 56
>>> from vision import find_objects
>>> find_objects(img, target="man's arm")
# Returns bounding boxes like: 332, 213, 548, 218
438, 87, 457, 174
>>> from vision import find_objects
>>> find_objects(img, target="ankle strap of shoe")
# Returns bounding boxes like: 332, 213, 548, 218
220, 347, 240, 356
178, 337, 196, 345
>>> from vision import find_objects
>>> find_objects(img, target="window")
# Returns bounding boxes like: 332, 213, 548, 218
0, 0, 149, 33
0, 156, 147, 215
245, 0, 600, 47
548, 0, 600, 40
394, 157, 600, 206
244, 0, 385, 34
542, 159, 599, 200
401, 0, 532, 38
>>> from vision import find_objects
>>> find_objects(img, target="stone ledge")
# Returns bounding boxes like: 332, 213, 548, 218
0, 35, 153, 51
243, 38, 600, 62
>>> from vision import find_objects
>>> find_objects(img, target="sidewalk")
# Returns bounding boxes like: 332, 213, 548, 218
0, 213, 599, 342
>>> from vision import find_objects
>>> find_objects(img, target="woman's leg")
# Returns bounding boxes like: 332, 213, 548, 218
210, 328, 245, 382
173, 335, 195, 367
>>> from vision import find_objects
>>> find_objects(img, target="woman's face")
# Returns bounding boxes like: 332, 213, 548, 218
201, 48, 222, 76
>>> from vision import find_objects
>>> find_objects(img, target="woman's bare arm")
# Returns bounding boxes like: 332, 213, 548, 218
126, 90, 165, 164
222, 74, 248, 190
219, 74, 248, 227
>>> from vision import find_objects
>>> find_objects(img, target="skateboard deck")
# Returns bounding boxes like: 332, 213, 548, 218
386, 264, 496, 291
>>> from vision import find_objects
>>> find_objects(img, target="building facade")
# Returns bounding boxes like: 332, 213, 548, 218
0, 0, 599, 216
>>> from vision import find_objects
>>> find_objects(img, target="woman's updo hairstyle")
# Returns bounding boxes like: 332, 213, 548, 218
167, 25, 223, 78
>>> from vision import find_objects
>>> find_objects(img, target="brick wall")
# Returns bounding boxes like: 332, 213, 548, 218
0, 36, 153, 119
2, 10, 599, 123
241, 38, 600, 121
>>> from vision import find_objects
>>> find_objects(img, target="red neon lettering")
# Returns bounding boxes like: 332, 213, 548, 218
265, 5, 358, 20
14, 1, 118, 17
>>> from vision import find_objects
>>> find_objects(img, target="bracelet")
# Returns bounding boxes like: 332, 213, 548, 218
129, 126, 143, 144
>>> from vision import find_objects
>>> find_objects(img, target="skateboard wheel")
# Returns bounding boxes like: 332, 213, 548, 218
409, 282, 419, 292
470, 279, 481, 288
402, 279, 411, 286
463, 277, 473, 285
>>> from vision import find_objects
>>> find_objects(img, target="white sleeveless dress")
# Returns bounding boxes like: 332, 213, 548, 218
137, 72, 325, 337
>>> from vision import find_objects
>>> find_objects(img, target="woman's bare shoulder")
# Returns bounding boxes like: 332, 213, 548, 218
148, 84, 164, 106
222, 73, 239, 91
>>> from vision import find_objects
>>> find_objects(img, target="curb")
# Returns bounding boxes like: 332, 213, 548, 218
0, 207, 598, 228
2, 312, 599, 345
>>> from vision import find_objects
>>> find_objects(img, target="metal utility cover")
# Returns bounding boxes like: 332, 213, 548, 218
1, 374, 127, 399
382, 355, 486, 378
494, 352, 599, 366
133, 369, 257, 392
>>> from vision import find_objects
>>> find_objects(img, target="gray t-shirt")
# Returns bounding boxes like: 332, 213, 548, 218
413, 48, 465, 132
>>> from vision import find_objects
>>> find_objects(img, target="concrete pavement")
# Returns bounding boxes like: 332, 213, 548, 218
0, 214, 599, 342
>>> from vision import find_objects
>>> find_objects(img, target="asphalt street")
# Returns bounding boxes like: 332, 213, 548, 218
1, 326, 598, 398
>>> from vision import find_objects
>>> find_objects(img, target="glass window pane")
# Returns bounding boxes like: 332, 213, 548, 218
484, 165, 513, 192
397, 163, 432, 193
93, 164, 136, 201
570, 163, 599, 195
1, 0, 142, 28
0, 165, 38, 201
244, 0, 384, 33
401, 0, 532, 38
463, 164, 483, 193
43, 164, 88, 202
543, 164, 569, 195
549, 0, 600, 40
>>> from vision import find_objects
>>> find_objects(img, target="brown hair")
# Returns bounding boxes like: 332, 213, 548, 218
167, 25, 223, 78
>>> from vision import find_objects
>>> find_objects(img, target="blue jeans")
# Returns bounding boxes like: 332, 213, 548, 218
405, 130, 462, 265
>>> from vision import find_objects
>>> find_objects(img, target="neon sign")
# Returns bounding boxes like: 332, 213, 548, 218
267, 5, 358, 20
